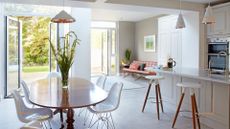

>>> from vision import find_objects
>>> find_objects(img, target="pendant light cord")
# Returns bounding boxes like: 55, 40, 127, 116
180, 0, 182, 13
63, 0, 64, 10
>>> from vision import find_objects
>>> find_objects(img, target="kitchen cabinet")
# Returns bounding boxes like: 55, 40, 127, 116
158, 14, 199, 69
227, 6, 230, 34
158, 15, 182, 68
207, 7, 228, 36
207, 4, 230, 36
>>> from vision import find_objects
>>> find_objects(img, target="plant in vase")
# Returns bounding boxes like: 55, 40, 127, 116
47, 31, 80, 88
121, 49, 132, 67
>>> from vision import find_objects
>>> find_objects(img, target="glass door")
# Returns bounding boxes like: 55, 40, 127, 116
49, 23, 58, 72
91, 28, 117, 76
5, 16, 21, 97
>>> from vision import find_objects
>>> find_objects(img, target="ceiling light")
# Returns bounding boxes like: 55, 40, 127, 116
176, 0, 185, 29
202, 2, 215, 24
51, 10, 75, 23
51, 0, 75, 23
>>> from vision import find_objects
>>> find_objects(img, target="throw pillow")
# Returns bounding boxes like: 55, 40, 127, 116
129, 63, 139, 70
139, 63, 146, 71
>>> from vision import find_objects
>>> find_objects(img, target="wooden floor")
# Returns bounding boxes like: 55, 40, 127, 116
0, 76, 213, 129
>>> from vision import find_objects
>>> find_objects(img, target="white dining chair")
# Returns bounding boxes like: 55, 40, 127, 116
47, 72, 61, 78
96, 75, 107, 89
12, 90, 53, 129
21, 80, 33, 107
87, 82, 123, 129
79, 75, 107, 124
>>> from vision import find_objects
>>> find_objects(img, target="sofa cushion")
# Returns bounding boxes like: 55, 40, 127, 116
129, 63, 139, 70
139, 63, 146, 71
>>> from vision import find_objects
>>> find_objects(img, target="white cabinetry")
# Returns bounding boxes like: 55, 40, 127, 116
227, 6, 230, 34
158, 15, 182, 68
207, 4, 230, 36
158, 13, 199, 69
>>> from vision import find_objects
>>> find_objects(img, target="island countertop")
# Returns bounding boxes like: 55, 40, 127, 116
150, 67, 230, 84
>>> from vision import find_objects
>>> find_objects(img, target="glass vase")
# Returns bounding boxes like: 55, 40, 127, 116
61, 70, 69, 89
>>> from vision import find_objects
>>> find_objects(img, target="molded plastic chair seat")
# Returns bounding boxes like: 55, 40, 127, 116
21, 80, 32, 106
145, 75, 164, 80
87, 82, 123, 129
23, 108, 53, 122
12, 90, 53, 128
177, 82, 201, 89
88, 103, 116, 113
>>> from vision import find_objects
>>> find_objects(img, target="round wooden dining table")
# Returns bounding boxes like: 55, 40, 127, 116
29, 77, 108, 129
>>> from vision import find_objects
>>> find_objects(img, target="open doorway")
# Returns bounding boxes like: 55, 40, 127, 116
5, 16, 58, 97
91, 21, 117, 76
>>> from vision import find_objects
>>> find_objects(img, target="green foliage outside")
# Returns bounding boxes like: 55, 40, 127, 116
21, 16, 50, 66
22, 66, 49, 72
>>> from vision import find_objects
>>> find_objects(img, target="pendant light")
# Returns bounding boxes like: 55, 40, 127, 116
51, 0, 75, 23
202, 1, 215, 24
176, 0, 185, 29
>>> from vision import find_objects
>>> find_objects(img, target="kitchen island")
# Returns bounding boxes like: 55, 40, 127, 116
150, 68, 230, 129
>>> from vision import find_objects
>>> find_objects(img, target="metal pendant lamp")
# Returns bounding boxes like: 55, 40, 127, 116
202, 2, 215, 24
176, 0, 185, 29
51, 0, 75, 23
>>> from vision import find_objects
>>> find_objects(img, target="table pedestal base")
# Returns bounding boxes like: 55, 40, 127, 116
66, 108, 75, 129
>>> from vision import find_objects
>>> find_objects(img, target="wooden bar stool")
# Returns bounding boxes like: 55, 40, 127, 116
142, 75, 164, 120
172, 82, 201, 129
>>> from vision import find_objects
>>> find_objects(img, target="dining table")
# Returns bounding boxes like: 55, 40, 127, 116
29, 77, 108, 129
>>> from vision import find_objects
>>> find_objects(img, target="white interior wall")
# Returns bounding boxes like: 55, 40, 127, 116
118, 21, 135, 64
135, 17, 158, 61
0, 2, 5, 99
70, 8, 91, 80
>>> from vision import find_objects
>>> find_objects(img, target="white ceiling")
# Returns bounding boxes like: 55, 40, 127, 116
91, 9, 162, 21
183, 0, 224, 3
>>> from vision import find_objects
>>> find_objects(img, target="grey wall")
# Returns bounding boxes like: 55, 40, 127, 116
118, 21, 135, 65
135, 17, 158, 61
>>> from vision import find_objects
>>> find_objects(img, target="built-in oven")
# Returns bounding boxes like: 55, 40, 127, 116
208, 38, 230, 72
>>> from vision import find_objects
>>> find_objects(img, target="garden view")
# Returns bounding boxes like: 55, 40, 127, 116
19, 16, 56, 83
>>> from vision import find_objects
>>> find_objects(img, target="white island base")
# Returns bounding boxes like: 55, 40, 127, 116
153, 68, 230, 129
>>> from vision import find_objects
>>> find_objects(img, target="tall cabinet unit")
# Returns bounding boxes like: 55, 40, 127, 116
207, 3, 230, 37
158, 15, 182, 69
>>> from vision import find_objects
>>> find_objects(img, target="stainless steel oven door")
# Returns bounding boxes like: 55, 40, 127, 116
208, 54, 228, 70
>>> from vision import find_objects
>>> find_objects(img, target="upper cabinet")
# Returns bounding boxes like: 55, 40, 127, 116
227, 6, 230, 34
207, 4, 230, 37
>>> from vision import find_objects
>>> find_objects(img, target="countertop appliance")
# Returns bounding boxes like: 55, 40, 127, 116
208, 38, 230, 74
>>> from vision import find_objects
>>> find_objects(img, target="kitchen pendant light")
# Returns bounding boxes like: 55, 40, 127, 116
176, 0, 185, 29
202, 2, 215, 24
51, 0, 75, 23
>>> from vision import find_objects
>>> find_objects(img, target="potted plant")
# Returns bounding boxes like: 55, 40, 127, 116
47, 31, 80, 88
121, 49, 132, 67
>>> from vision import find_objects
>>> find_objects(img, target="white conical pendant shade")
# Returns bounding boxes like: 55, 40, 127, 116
202, 5, 215, 24
176, 13, 185, 29
51, 10, 76, 23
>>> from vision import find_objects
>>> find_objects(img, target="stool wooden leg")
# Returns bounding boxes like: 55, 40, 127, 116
142, 83, 152, 112
191, 94, 197, 129
193, 94, 201, 129
172, 93, 185, 128
157, 84, 164, 113
155, 85, 160, 120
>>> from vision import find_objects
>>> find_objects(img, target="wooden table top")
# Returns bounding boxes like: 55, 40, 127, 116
29, 77, 108, 109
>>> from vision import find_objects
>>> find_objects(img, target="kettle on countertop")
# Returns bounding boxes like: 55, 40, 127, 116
167, 58, 176, 68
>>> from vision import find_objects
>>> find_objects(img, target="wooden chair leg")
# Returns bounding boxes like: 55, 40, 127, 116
157, 84, 164, 113
191, 94, 197, 129
142, 83, 152, 112
155, 85, 160, 120
172, 93, 185, 128
193, 94, 201, 129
